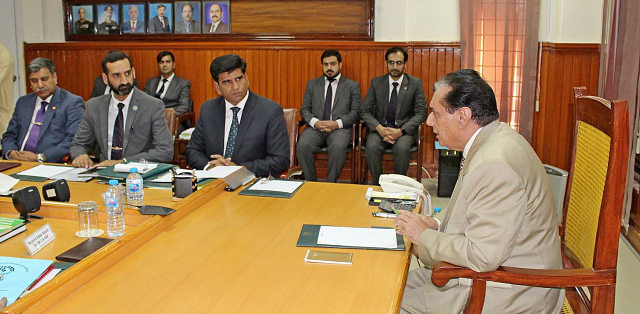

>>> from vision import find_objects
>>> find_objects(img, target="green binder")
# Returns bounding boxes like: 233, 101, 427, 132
238, 178, 304, 198
296, 224, 405, 251
10, 174, 50, 182
95, 162, 174, 181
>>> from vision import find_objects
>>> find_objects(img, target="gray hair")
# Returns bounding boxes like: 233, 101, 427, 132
27, 58, 56, 76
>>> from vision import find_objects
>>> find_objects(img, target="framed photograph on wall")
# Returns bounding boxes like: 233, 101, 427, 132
71, 5, 95, 34
203, 1, 230, 34
175, 2, 202, 34
122, 3, 146, 34
148, 3, 173, 33
96, 4, 120, 34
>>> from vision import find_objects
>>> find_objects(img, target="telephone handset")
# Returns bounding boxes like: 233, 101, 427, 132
378, 174, 433, 216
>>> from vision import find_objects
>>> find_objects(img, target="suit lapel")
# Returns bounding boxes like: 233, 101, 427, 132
99, 95, 110, 157
231, 92, 256, 159
152, 77, 160, 94
19, 94, 37, 143
396, 74, 409, 115
164, 77, 176, 99
38, 88, 61, 142
123, 89, 140, 153
213, 98, 226, 154
381, 75, 390, 118
314, 78, 325, 117
333, 76, 347, 108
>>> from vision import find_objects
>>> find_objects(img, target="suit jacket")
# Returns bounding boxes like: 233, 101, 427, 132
205, 21, 229, 33
175, 20, 201, 33
185, 91, 290, 176
1, 88, 84, 162
70, 88, 173, 163
122, 19, 145, 33
415, 121, 564, 313
144, 76, 191, 116
360, 73, 427, 136
149, 16, 170, 33
300, 75, 360, 128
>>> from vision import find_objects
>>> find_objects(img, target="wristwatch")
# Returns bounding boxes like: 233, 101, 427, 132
37, 153, 45, 163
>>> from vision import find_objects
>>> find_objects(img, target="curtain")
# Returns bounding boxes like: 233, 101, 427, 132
599, 0, 640, 230
460, 0, 540, 142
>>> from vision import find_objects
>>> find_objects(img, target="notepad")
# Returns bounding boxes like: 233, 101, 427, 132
16, 165, 73, 178
114, 162, 158, 174
248, 179, 303, 193
304, 250, 353, 265
317, 226, 398, 249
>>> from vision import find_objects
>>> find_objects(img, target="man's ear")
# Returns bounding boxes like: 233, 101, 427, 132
102, 73, 109, 86
457, 107, 473, 128
213, 81, 221, 95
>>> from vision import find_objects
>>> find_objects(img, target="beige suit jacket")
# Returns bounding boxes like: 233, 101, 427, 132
415, 121, 564, 313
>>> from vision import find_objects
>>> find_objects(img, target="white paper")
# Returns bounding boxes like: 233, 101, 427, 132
0, 172, 20, 192
20, 269, 62, 297
150, 166, 243, 183
17, 165, 73, 178
317, 226, 397, 249
50, 167, 93, 182
114, 163, 157, 173
248, 179, 303, 194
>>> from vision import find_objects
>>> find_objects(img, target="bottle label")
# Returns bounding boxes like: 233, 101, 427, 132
106, 197, 118, 207
128, 183, 140, 193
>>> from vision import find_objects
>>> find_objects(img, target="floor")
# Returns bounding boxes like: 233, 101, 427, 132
409, 178, 640, 313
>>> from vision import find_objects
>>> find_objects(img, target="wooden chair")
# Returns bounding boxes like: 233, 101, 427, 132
164, 108, 178, 137
430, 88, 629, 314
358, 122, 424, 184
279, 108, 299, 178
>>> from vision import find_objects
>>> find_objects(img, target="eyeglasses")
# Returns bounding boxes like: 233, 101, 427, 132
387, 61, 404, 66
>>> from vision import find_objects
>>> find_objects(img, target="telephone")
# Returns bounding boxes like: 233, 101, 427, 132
367, 174, 433, 216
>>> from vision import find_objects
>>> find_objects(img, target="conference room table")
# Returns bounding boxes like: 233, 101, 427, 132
1, 161, 412, 314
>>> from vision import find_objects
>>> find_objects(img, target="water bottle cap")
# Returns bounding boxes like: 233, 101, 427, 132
130, 167, 138, 173
434, 207, 442, 213
109, 179, 119, 185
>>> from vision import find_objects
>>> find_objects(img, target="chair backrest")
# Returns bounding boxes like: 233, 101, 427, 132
283, 108, 298, 167
164, 108, 178, 137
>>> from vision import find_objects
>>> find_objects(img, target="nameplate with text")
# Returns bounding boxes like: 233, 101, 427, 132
23, 223, 56, 255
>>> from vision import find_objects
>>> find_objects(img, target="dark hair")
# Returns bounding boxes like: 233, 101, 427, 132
320, 50, 342, 63
27, 58, 55, 75
182, 3, 194, 11
157, 4, 166, 10
433, 69, 499, 126
157, 51, 175, 63
385, 46, 408, 62
209, 54, 247, 82
101, 51, 133, 75
104, 5, 113, 11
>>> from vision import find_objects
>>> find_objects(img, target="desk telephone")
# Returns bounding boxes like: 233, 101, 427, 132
368, 174, 433, 216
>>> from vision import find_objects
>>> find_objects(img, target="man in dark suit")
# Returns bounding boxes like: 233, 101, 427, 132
186, 54, 289, 176
122, 5, 145, 34
175, 3, 201, 34
144, 51, 191, 116
361, 46, 428, 185
70, 51, 173, 167
296, 50, 360, 182
149, 4, 171, 33
204, 3, 229, 33
1, 58, 84, 163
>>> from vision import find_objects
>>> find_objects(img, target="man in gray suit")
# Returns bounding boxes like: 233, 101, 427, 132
71, 51, 173, 168
204, 3, 229, 33
394, 69, 563, 313
175, 3, 201, 34
122, 5, 145, 34
186, 54, 289, 176
149, 4, 171, 33
296, 50, 360, 182
361, 46, 427, 185
144, 51, 191, 116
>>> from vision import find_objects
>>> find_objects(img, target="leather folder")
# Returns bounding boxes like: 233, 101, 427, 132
55, 237, 113, 262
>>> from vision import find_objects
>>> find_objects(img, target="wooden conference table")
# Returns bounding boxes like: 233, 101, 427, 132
1, 161, 412, 314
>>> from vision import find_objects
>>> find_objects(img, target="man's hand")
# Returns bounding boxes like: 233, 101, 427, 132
205, 154, 237, 170
95, 159, 124, 167
0, 296, 7, 310
394, 211, 438, 244
315, 120, 338, 133
386, 128, 403, 141
10, 150, 38, 161
72, 154, 94, 168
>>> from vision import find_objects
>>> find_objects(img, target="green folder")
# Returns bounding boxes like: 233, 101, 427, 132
238, 178, 304, 198
296, 224, 405, 251
95, 162, 174, 181
10, 173, 50, 182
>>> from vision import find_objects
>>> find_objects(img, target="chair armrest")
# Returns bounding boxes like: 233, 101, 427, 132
177, 111, 194, 125
280, 166, 303, 179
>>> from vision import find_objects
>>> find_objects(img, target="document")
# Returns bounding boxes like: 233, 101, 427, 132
150, 166, 242, 183
17, 165, 73, 178
50, 167, 94, 182
317, 226, 398, 249
0, 172, 19, 192
114, 162, 157, 174
0, 257, 54, 306
248, 179, 303, 194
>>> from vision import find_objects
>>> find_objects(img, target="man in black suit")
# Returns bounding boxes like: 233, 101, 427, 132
296, 50, 360, 182
186, 54, 289, 176
360, 46, 428, 185
149, 4, 171, 33
144, 51, 191, 116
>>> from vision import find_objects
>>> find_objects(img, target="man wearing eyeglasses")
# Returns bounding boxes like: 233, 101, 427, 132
360, 46, 428, 185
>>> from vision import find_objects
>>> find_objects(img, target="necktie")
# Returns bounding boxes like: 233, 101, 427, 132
211, 24, 216, 33
186, 22, 190, 33
224, 107, 241, 159
155, 78, 168, 98
161, 19, 165, 30
322, 78, 336, 120
386, 82, 399, 127
111, 103, 125, 160
131, 22, 136, 33
23, 101, 48, 153
459, 156, 466, 173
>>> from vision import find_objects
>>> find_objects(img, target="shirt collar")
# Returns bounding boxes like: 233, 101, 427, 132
161, 73, 175, 83
389, 74, 404, 87
38, 93, 53, 105
110, 88, 135, 108
225, 91, 250, 112
463, 127, 483, 158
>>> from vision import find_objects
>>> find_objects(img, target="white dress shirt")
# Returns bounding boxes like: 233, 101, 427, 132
155, 73, 174, 99
20, 94, 53, 150
107, 89, 134, 159
388, 74, 404, 102
223, 91, 250, 156
310, 74, 344, 129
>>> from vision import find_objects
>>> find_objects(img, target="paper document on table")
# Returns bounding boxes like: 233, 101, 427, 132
50, 167, 93, 182
248, 180, 303, 194
199, 166, 242, 178
114, 163, 157, 174
17, 165, 73, 178
317, 226, 398, 249
0, 172, 19, 192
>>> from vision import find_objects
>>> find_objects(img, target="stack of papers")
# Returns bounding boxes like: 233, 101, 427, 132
247, 179, 303, 194
317, 226, 398, 249
16, 165, 73, 178
150, 166, 242, 183
114, 163, 158, 174
0, 172, 19, 192
179, 128, 195, 140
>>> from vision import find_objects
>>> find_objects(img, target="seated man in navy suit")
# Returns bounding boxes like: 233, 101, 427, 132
1, 57, 84, 163
186, 54, 289, 177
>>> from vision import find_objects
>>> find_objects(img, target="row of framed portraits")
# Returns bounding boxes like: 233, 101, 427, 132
70, 1, 231, 35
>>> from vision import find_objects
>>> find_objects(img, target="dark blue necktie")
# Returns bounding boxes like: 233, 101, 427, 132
386, 82, 399, 127
224, 107, 241, 159
322, 78, 336, 120
111, 103, 125, 160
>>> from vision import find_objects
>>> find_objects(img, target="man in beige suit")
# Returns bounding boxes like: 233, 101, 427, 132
395, 69, 563, 313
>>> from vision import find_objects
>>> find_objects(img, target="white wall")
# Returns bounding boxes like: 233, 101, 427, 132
375, 0, 460, 41
539, 0, 603, 43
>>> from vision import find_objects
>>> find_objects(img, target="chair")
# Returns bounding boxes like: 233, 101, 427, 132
430, 88, 629, 314
358, 122, 424, 184
279, 108, 299, 178
176, 99, 196, 131
164, 108, 178, 137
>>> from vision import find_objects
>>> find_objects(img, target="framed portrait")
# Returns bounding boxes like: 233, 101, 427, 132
175, 2, 202, 34
71, 5, 95, 35
203, 1, 230, 34
96, 4, 120, 35
122, 3, 146, 34
148, 3, 173, 33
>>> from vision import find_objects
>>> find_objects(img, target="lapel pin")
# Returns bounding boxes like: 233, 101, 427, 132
52, 106, 56, 110
404, 87, 408, 90
133, 105, 138, 111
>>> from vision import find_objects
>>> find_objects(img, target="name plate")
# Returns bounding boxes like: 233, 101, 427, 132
23, 223, 56, 255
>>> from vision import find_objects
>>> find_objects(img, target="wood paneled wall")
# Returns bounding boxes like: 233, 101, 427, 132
532, 43, 600, 171
24, 41, 461, 174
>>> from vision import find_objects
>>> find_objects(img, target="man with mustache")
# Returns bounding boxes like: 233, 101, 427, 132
204, 3, 229, 33
149, 4, 171, 33
175, 3, 201, 34
70, 51, 173, 167
296, 50, 360, 182
360, 46, 427, 185
1, 58, 84, 163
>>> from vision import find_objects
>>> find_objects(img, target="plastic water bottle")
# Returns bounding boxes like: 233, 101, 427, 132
126, 167, 144, 207
105, 179, 125, 237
